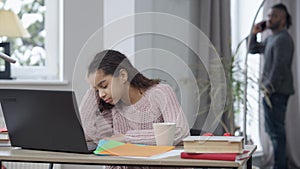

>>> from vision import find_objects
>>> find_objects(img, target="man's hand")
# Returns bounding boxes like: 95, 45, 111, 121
261, 85, 272, 108
253, 21, 266, 34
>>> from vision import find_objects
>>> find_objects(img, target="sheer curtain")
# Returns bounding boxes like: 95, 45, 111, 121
259, 1, 300, 169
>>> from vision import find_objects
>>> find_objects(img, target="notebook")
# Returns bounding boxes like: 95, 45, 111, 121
0, 89, 94, 153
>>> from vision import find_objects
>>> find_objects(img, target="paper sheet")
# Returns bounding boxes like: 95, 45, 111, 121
104, 144, 174, 157
94, 140, 125, 156
94, 140, 175, 157
119, 150, 183, 159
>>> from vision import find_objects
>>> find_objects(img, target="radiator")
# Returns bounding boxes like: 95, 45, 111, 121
3, 162, 61, 169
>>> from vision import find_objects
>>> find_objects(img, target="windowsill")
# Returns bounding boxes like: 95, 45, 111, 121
0, 79, 69, 86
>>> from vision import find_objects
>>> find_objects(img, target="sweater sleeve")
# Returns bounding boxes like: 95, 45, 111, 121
125, 84, 190, 145
157, 84, 190, 145
79, 88, 113, 145
248, 34, 265, 54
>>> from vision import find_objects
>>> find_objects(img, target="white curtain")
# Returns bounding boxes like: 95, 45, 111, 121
259, 1, 300, 168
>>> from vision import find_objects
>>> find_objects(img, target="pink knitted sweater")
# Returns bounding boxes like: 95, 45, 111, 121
79, 84, 190, 169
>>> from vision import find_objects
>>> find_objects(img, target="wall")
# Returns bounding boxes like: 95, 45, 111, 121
62, 1, 104, 169
135, 0, 203, 128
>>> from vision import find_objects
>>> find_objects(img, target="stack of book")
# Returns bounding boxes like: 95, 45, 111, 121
0, 128, 10, 147
181, 136, 247, 161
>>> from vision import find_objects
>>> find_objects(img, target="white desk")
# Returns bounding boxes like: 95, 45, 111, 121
0, 145, 256, 169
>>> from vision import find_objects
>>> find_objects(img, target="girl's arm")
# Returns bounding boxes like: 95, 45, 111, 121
79, 88, 113, 145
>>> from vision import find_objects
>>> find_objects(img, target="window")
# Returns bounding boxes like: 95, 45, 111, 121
0, 0, 61, 80
231, 0, 263, 151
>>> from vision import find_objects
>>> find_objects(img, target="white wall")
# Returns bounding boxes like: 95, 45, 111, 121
103, 0, 135, 59
135, 0, 201, 128
59, 1, 104, 169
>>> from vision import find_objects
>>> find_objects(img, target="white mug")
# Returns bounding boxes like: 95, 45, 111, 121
152, 122, 176, 146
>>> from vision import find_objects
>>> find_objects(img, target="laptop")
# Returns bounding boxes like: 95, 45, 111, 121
0, 89, 94, 153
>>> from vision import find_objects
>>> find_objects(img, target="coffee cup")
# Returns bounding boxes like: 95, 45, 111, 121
152, 122, 176, 146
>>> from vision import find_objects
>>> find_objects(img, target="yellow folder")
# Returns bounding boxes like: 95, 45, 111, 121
99, 143, 174, 157
95, 143, 175, 157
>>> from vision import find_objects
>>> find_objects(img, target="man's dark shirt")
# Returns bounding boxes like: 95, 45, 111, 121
249, 29, 294, 95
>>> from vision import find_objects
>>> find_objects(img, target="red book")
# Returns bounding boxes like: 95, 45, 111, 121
181, 150, 249, 161
0, 128, 7, 132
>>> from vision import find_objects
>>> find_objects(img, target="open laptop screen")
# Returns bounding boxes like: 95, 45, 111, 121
0, 89, 93, 153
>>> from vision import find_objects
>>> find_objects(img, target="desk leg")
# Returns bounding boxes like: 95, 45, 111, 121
246, 156, 252, 169
48, 163, 54, 169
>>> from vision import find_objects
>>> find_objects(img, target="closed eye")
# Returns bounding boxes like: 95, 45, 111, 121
96, 84, 108, 89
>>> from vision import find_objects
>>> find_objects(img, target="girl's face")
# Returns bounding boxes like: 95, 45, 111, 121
88, 69, 127, 105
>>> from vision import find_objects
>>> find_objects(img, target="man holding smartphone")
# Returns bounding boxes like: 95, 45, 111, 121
248, 3, 294, 169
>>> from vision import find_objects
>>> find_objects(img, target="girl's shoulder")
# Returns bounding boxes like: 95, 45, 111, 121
148, 83, 172, 91
145, 83, 174, 96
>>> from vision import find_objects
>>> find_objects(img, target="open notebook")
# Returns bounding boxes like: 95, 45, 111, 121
0, 89, 94, 153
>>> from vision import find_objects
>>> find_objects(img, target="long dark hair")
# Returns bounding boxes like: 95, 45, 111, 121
88, 50, 161, 111
272, 3, 292, 29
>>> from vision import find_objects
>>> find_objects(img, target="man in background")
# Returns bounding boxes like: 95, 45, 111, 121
248, 3, 294, 169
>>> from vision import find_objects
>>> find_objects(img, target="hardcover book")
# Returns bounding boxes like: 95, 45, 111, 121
181, 150, 250, 161
183, 136, 244, 153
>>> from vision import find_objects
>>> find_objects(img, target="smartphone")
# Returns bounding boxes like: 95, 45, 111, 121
259, 21, 266, 31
